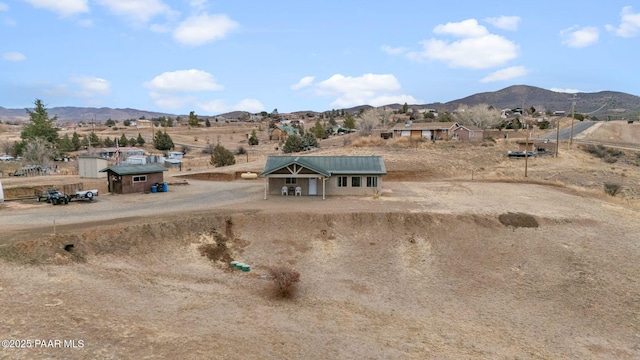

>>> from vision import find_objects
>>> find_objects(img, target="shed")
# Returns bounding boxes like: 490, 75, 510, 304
78, 156, 109, 178
259, 156, 386, 199
100, 164, 168, 194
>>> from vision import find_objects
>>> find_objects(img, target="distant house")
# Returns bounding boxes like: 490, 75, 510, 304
453, 124, 484, 141
100, 164, 167, 194
99, 147, 144, 159
269, 125, 298, 141
259, 155, 386, 199
391, 121, 459, 140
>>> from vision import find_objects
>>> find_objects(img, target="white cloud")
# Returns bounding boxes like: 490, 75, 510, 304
23, 0, 88, 17
406, 19, 519, 69
560, 26, 599, 48
484, 16, 521, 31
97, 0, 173, 23
550, 88, 582, 94
380, 45, 407, 55
480, 66, 528, 83
434, 19, 488, 38
197, 98, 264, 113
149, 92, 195, 110
606, 6, 640, 38
189, 0, 208, 10
291, 76, 315, 90
312, 73, 420, 108
3, 52, 26, 61
144, 69, 224, 92
0, 3, 8, 11
173, 13, 238, 46
70, 76, 111, 97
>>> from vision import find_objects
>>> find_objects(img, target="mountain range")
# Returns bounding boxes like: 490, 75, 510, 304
1, 85, 639, 123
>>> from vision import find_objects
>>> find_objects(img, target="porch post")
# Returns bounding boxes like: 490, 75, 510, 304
322, 177, 326, 200
263, 177, 267, 200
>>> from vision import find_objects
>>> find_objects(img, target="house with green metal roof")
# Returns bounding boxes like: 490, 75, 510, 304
99, 164, 167, 194
259, 155, 386, 199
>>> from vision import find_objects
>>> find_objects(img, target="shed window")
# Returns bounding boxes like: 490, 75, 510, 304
337, 176, 347, 187
133, 175, 147, 183
351, 176, 362, 187
366, 176, 378, 188
285, 177, 297, 185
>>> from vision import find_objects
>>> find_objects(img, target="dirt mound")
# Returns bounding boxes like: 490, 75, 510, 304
498, 212, 539, 228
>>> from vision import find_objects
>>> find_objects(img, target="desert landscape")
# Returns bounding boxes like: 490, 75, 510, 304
1, 119, 640, 359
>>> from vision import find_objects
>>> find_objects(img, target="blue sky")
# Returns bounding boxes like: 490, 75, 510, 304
1, 1, 639, 115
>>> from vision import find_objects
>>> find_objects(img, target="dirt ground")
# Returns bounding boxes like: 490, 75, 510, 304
1, 122, 639, 359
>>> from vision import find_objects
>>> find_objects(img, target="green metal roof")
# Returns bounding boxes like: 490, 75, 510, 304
260, 156, 386, 177
99, 164, 168, 175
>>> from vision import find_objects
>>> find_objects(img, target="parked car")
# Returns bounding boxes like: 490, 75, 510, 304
36, 189, 69, 205
0, 154, 14, 161
507, 151, 536, 158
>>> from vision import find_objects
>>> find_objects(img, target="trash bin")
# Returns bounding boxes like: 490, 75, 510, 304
162, 182, 168, 192
151, 185, 157, 193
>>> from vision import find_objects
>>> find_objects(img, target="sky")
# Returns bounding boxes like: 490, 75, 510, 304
1, 1, 639, 116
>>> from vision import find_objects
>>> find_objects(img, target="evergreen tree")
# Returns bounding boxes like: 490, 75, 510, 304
136, 133, 145, 146
312, 120, 325, 139
210, 144, 236, 167
343, 113, 356, 129
21, 99, 59, 144
205, 118, 211, 127
248, 130, 259, 145
302, 132, 318, 148
81, 135, 90, 148
103, 137, 114, 147
188, 111, 199, 127
283, 134, 304, 153
71, 132, 81, 150
89, 132, 101, 147
58, 133, 75, 153
154, 130, 174, 150
119, 133, 128, 147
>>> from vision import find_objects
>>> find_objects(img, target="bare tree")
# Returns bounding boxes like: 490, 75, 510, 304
22, 138, 55, 168
453, 104, 502, 129
358, 109, 378, 136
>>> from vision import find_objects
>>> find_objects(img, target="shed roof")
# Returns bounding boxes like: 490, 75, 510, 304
260, 156, 386, 177
99, 164, 167, 175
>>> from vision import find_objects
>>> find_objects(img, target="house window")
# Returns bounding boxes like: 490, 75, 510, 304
366, 176, 378, 188
285, 177, 296, 185
337, 176, 347, 187
351, 176, 362, 187
133, 175, 147, 183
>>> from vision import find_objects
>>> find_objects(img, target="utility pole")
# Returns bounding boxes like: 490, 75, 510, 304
555, 114, 560, 158
569, 94, 579, 147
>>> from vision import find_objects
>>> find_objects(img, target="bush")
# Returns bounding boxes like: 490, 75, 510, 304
210, 144, 236, 167
604, 183, 620, 196
236, 146, 247, 155
283, 134, 304, 153
268, 266, 300, 298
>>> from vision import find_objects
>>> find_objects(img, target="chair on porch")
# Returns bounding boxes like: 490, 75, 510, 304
281, 186, 288, 196
295, 186, 302, 196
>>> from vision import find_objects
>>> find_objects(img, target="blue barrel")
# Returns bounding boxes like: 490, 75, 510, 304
163, 182, 168, 192
151, 185, 157, 193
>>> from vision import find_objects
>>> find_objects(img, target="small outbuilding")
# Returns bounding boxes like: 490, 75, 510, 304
259, 155, 386, 199
78, 156, 108, 178
100, 164, 167, 194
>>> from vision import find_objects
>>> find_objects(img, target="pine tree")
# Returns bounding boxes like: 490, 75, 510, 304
21, 99, 59, 144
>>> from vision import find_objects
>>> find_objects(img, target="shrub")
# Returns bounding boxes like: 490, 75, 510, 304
236, 146, 247, 155
603, 183, 620, 196
210, 144, 236, 167
268, 266, 300, 298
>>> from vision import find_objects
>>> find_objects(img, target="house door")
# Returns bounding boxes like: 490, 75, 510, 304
308, 178, 318, 196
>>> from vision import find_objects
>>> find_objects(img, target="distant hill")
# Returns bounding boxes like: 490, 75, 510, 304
428, 85, 640, 118
2, 85, 639, 123
0, 106, 177, 123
